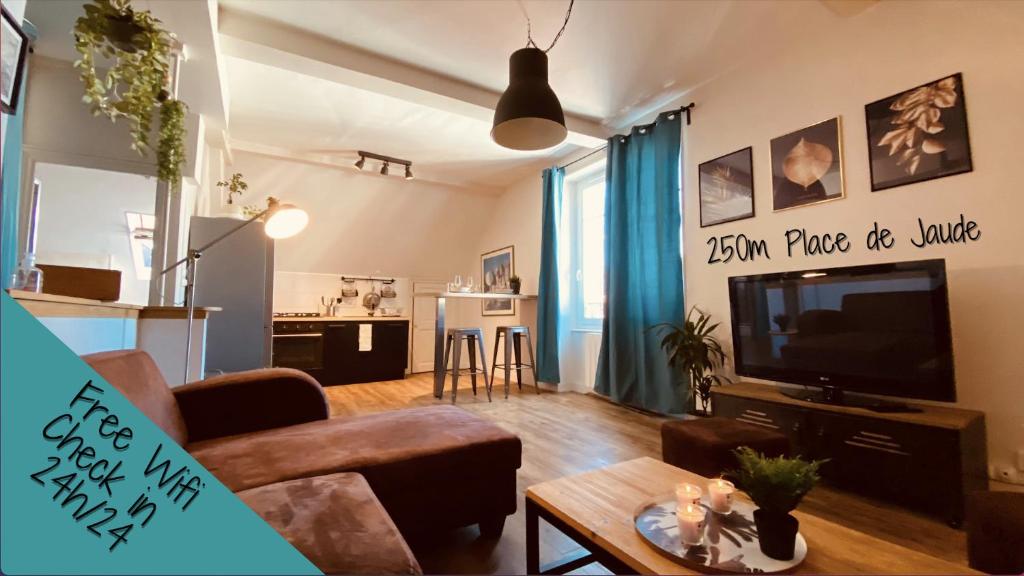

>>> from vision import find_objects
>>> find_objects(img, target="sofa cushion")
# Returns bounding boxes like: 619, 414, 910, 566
83, 350, 188, 446
238, 473, 421, 575
188, 405, 522, 492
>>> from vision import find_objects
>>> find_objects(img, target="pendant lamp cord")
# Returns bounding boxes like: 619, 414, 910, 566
524, 0, 575, 53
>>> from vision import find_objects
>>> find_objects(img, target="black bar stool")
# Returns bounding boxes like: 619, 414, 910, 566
490, 326, 540, 398
442, 327, 491, 403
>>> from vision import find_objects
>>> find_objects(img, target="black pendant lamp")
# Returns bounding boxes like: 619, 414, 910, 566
492, 0, 574, 151
491, 47, 567, 151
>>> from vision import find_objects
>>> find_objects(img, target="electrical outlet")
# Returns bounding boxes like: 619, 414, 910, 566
995, 466, 1020, 484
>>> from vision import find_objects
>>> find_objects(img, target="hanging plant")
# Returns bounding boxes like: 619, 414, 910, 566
73, 0, 188, 185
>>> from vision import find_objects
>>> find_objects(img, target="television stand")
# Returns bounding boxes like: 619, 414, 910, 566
779, 387, 922, 413
712, 382, 987, 526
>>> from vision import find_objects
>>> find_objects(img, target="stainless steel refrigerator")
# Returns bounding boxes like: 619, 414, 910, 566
188, 216, 274, 375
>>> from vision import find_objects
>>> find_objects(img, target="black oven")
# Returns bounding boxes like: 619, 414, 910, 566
272, 321, 326, 373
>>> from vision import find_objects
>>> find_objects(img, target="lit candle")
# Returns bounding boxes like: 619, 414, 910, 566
675, 483, 702, 508
676, 503, 706, 546
708, 478, 736, 514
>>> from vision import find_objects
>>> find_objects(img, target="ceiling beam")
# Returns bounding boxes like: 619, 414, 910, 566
217, 8, 607, 149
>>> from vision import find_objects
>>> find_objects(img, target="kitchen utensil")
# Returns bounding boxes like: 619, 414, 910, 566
321, 295, 336, 317
381, 282, 396, 298
362, 283, 381, 315
341, 279, 358, 298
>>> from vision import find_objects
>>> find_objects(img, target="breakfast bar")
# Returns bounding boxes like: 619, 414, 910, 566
413, 292, 537, 398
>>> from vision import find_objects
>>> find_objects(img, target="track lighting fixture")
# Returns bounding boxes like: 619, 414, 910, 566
356, 151, 413, 181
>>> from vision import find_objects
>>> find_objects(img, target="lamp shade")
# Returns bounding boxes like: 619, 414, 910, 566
491, 47, 567, 151
264, 203, 309, 239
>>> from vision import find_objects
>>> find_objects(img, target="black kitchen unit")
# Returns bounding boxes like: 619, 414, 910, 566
272, 316, 409, 385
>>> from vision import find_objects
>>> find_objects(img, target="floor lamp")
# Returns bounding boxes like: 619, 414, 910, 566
159, 197, 308, 384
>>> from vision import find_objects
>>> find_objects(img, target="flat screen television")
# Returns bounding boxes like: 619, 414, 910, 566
728, 259, 955, 406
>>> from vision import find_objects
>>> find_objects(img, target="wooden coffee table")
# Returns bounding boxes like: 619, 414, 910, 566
525, 457, 977, 574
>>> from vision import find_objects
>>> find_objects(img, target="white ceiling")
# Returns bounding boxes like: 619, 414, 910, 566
26, 0, 869, 191
217, 0, 858, 190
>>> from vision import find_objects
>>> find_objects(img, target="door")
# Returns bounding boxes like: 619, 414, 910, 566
412, 281, 446, 373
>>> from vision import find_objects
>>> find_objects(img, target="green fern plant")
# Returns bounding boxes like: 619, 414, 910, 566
654, 306, 729, 414
731, 447, 826, 515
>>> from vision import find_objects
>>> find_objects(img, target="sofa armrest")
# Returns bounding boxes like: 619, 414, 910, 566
174, 368, 329, 442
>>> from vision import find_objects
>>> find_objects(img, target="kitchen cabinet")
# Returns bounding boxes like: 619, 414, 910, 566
324, 320, 409, 384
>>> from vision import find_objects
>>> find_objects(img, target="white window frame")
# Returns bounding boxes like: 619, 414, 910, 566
568, 165, 606, 331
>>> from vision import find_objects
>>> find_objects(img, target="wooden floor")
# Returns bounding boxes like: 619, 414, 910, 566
324, 373, 967, 575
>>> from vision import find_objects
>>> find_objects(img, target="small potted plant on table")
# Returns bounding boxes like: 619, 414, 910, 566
509, 275, 521, 294
731, 446, 826, 560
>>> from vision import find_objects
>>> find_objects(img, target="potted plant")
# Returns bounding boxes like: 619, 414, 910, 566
655, 307, 729, 416
731, 447, 825, 560
772, 313, 791, 332
509, 274, 522, 294
74, 0, 188, 184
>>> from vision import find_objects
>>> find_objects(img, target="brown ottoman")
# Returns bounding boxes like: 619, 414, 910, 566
661, 417, 789, 478
966, 490, 1024, 574
238, 473, 422, 575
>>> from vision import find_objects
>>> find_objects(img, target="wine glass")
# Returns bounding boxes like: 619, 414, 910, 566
465, 276, 475, 292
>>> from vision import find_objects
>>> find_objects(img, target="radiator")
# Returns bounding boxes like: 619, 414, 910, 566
582, 332, 602, 391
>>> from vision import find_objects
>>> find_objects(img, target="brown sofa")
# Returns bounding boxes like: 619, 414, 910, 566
84, 350, 523, 574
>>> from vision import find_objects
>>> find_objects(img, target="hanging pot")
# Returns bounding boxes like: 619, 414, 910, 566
104, 13, 148, 53
753, 509, 799, 560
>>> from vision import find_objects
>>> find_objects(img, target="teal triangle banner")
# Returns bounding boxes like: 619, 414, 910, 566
1, 293, 321, 575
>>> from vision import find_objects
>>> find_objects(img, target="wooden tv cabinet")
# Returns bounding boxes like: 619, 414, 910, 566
711, 382, 987, 526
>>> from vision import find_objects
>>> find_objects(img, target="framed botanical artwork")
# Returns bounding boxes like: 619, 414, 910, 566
699, 147, 754, 227
1, 4, 29, 114
770, 117, 845, 211
481, 245, 515, 316
865, 73, 972, 192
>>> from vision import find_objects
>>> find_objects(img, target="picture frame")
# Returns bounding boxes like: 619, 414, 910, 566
770, 116, 845, 212
1, 4, 29, 115
865, 73, 973, 192
698, 147, 755, 227
481, 245, 515, 316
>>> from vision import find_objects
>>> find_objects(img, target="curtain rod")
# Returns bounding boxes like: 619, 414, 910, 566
557, 103, 694, 171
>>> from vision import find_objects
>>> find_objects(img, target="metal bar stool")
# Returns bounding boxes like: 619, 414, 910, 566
442, 327, 491, 403
490, 325, 540, 398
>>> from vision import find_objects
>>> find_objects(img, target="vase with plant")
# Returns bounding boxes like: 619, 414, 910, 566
655, 307, 730, 416
509, 275, 521, 294
772, 313, 791, 332
74, 0, 188, 184
218, 173, 249, 205
731, 447, 826, 560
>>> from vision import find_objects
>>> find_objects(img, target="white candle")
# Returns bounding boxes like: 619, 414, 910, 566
708, 478, 736, 514
675, 483, 702, 508
676, 503, 706, 546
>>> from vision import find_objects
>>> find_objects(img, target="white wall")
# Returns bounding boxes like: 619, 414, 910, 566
680, 1, 1024, 475
229, 151, 498, 282
467, 2, 1024, 473
33, 163, 157, 305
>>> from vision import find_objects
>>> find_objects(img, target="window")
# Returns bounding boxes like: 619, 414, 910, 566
125, 212, 155, 280
570, 167, 606, 328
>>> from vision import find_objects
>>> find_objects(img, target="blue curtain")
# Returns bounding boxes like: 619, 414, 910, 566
1, 45, 31, 289
594, 111, 686, 413
536, 166, 564, 383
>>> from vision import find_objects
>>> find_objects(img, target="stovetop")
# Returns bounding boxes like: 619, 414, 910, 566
273, 312, 322, 318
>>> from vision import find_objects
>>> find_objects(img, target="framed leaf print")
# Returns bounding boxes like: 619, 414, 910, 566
865, 73, 973, 192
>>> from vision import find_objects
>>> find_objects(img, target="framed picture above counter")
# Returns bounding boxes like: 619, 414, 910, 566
481, 245, 515, 316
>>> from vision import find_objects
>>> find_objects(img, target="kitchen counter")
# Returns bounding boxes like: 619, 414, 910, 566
273, 316, 409, 322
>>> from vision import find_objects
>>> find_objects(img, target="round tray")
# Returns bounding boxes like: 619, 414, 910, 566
634, 494, 806, 574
